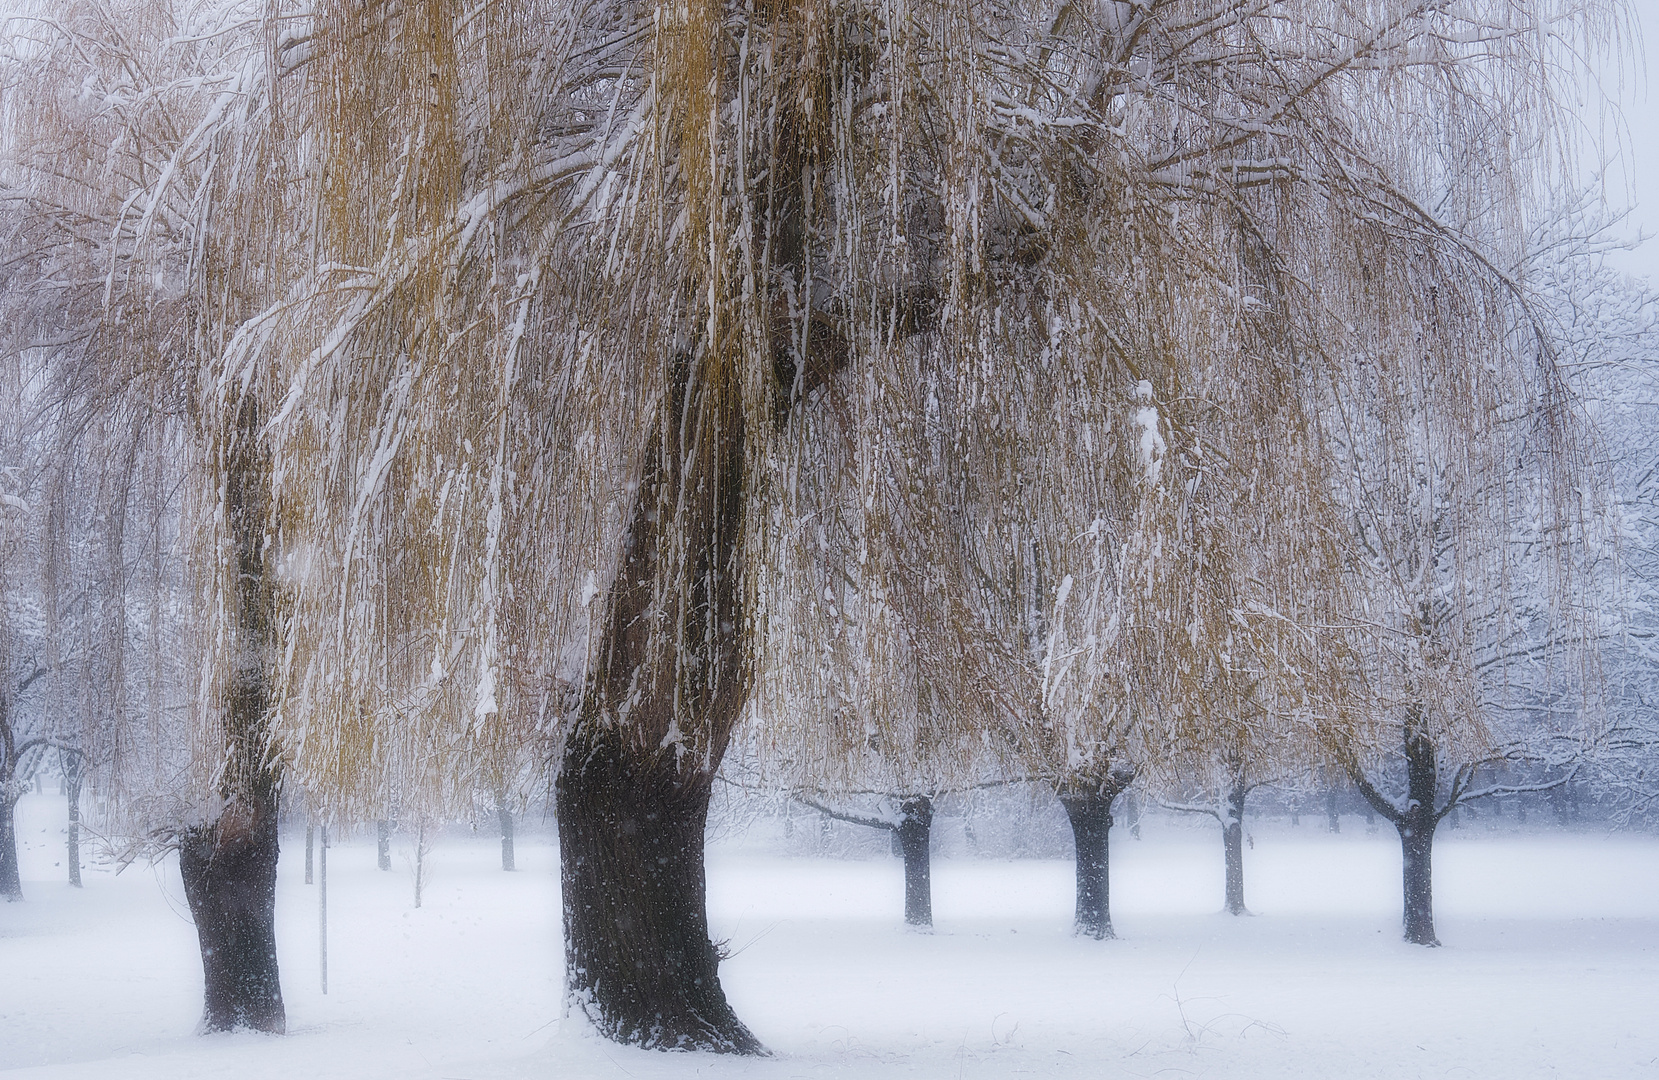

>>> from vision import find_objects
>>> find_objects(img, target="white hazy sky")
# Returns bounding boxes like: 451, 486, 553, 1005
1602, 0, 1659, 284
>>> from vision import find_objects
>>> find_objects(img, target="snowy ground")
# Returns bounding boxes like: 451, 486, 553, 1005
4, 791, 1658, 1080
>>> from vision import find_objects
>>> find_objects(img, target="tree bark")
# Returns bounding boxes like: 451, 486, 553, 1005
64, 751, 82, 888
179, 800, 285, 1032
1399, 716, 1441, 946
179, 396, 286, 1032
1223, 780, 1249, 916
497, 792, 515, 872
897, 796, 933, 928
556, 348, 759, 1054
304, 824, 314, 885
1346, 708, 1444, 947
0, 794, 20, 901
1061, 795, 1112, 938
1059, 775, 1133, 939
1399, 812, 1438, 946
558, 726, 758, 1052
377, 819, 392, 871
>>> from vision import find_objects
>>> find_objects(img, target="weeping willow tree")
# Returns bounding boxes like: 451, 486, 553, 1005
0, 0, 302, 1030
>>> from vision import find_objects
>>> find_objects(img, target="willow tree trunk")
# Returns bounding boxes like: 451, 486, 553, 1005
1058, 792, 1114, 939
1399, 810, 1438, 946
179, 800, 284, 1031
0, 793, 20, 901
64, 751, 82, 888
496, 791, 515, 872
1060, 771, 1135, 939
1398, 719, 1441, 946
1351, 712, 1443, 947
897, 796, 934, 928
1223, 779, 1249, 916
557, 352, 760, 1054
178, 398, 286, 1033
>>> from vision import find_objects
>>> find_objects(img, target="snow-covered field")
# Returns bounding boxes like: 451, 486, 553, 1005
4, 791, 1658, 1079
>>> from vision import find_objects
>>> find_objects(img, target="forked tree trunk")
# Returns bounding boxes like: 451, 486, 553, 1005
179, 397, 286, 1033
1350, 709, 1443, 947
1060, 772, 1133, 940
897, 796, 934, 927
557, 349, 760, 1054
1223, 779, 1249, 916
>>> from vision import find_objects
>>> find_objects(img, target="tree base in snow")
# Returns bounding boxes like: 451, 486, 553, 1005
178, 800, 286, 1034
557, 725, 762, 1055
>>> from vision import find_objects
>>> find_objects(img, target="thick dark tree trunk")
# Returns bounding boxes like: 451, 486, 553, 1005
497, 792, 515, 872
897, 796, 934, 927
179, 800, 285, 1032
557, 726, 758, 1052
557, 344, 763, 1054
1223, 780, 1249, 916
0, 795, 21, 902
1398, 811, 1438, 946
1059, 792, 1115, 939
180, 396, 286, 1033
1399, 717, 1442, 946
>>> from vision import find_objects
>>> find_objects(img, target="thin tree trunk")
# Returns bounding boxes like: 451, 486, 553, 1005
319, 824, 327, 994
377, 819, 391, 871
1346, 707, 1444, 947
64, 753, 82, 888
1325, 789, 1340, 833
304, 824, 313, 885
497, 792, 515, 872
1059, 791, 1115, 939
1223, 780, 1249, 915
178, 397, 285, 1033
0, 794, 20, 902
897, 796, 933, 927
413, 821, 426, 908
